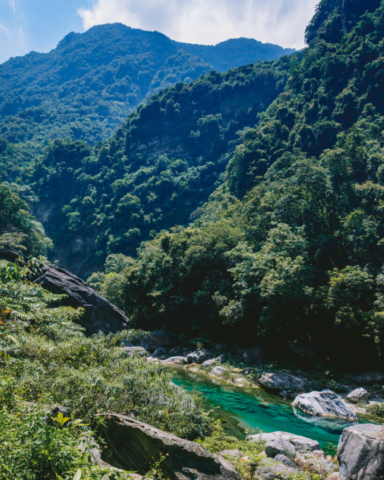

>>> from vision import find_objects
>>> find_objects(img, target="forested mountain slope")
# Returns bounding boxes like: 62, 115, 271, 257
105, 0, 384, 369
28, 58, 292, 276
0, 23, 294, 178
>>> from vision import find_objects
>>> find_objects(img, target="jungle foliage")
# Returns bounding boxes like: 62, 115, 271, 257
91, 0, 384, 368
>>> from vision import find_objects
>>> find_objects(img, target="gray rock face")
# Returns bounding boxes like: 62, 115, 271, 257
338, 424, 384, 480
259, 372, 308, 393
274, 455, 299, 470
94, 413, 242, 480
346, 388, 369, 404
140, 330, 177, 351
247, 432, 320, 453
243, 346, 265, 363
253, 458, 299, 480
345, 370, 384, 385
32, 260, 130, 335
265, 437, 296, 458
187, 349, 211, 364
292, 390, 357, 421
211, 366, 226, 376
203, 358, 218, 367
122, 346, 147, 356
164, 356, 186, 365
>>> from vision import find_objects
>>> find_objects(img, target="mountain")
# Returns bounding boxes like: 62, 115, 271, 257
28, 58, 293, 277
92, 0, 384, 368
0, 24, 294, 179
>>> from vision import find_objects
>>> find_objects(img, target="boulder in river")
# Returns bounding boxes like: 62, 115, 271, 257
247, 431, 320, 453
346, 388, 369, 404
337, 424, 384, 480
140, 330, 177, 351
94, 412, 242, 480
0, 247, 131, 336
259, 372, 308, 393
243, 346, 265, 363
292, 390, 357, 421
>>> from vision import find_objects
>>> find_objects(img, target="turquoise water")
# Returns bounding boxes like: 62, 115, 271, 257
173, 369, 355, 452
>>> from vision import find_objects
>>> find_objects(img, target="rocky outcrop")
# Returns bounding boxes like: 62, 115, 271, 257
292, 390, 357, 421
0, 248, 130, 335
259, 372, 308, 393
243, 346, 264, 363
346, 388, 369, 404
94, 413, 242, 480
164, 356, 186, 365
253, 458, 298, 480
247, 431, 320, 454
265, 437, 295, 458
186, 349, 212, 364
337, 424, 384, 480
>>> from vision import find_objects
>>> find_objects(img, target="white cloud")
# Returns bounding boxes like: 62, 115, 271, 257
8, 0, 15, 13
78, 0, 318, 49
0, 23, 11, 36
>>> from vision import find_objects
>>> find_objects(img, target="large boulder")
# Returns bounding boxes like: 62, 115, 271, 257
187, 349, 211, 364
247, 431, 320, 454
259, 372, 308, 393
122, 346, 147, 357
164, 356, 186, 365
346, 388, 369, 404
265, 437, 296, 458
94, 413, 242, 480
0, 248, 130, 335
243, 346, 265, 363
211, 366, 226, 376
337, 424, 384, 480
292, 390, 357, 421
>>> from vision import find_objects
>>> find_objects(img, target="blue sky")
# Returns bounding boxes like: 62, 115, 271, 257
0, 0, 318, 64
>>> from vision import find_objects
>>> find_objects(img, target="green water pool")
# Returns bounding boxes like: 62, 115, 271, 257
173, 369, 354, 451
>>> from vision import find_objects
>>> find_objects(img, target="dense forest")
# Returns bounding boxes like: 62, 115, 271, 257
83, 0, 384, 369
0, 24, 293, 179
28, 59, 292, 276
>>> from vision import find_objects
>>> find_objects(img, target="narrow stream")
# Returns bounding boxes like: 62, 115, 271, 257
173, 369, 355, 452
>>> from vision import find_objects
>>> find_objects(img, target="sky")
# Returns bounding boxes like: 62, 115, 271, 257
0, 0, 319, 64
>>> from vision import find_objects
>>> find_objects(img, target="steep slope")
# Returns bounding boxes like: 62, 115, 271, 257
0, 23, 294, 179
116, 0, 384, 368
29, 58, 293, 277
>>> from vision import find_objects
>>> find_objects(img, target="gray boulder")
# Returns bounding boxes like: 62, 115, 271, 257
259, 372, 308, 393
94, 413, 242, 480
211, 366, 226, 376
253, 458, 299, 480
265, 437, 296, 458
203, 356, 225, 367
243, 346, 265, 363
345, 370, 384, 385
187, 349, 211, 364
164, 356, 186, 365
122, 346, 147, 357
346, 388, 369, 404
274, 455, 299, 469
247, 432, 320, 453
292, 390, 357, 421
338, 424, 384, 480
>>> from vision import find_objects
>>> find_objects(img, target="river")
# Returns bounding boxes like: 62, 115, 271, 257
173, 369, 356, 453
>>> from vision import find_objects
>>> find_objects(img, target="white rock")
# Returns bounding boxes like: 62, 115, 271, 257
259, 372, 308, 393
346, 388, 369, 404
211, 366, 226, 376
163, 356, 186, 365
122, 346, 147, 356
247, 431, 320, 453
292, 390, 357, 421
